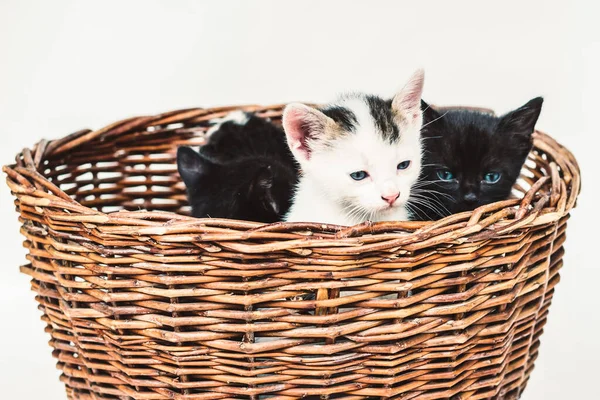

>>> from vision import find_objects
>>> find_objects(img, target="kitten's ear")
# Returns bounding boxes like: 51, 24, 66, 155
498, 97, 544, 137
282, 103, 331, 162
177, 147, 211, 188
421, 99, 441, 124
392, 69, 425, 123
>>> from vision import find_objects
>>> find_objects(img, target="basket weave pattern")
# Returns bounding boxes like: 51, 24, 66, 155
4, 105, 580, 400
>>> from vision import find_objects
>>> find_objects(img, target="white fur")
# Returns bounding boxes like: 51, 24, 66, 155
206, 110, 250, 136
285, 97, 423, 226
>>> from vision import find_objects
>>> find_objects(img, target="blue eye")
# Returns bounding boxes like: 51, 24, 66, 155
397, 161, 411, 170
350, 171, 369, 181
483, 172, 501, 184
437, 170, 455, 181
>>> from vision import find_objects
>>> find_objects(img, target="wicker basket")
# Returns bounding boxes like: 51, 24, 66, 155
3, 104, 580, 400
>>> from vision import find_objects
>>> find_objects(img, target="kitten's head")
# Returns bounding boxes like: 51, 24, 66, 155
177, 147, 296, 222
417, 97, 543, 219
282, 69, 425, 220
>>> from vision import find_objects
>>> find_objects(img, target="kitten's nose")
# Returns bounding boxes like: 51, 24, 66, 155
381, 192, 400, 205
464, 192, 478, 204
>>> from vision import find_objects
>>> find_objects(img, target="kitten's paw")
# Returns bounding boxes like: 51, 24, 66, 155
206, 110, 251, 136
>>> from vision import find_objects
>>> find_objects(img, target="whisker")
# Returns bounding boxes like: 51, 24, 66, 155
408, 196, 450, 218
411, 179, 452, 189
409, 201, 445, 219
412, 190, 454, 206
411, 196, 450, 215
411, 189, 456, 202
406, 202, 427, 221
421, 111, 449, 129
419, 163, 447, 168
407, 203, 429, 220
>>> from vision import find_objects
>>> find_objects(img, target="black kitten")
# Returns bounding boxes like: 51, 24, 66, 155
199, 111, 293, 163
177, 112, 298, 222
411, 97, 544, 220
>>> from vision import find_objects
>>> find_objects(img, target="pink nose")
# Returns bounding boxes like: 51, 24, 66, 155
381, 192, 400, 205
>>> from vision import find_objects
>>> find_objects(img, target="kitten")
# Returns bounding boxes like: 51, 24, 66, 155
201, 111, 293, 163
177, 112, 298, 222
282, 69, 425, 225
411, 97, 544, 220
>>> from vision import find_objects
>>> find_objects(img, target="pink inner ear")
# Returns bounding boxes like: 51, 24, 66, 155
398, 89, 422, 114
394, 69, 425, 119
283, 107, 312, 161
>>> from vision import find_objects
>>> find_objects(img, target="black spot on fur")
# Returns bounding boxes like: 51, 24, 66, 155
321, 106, 357, 132
365, 96, 399, 143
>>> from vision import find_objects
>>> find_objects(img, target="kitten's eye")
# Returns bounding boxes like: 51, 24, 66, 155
483, 172, 501, 184
350, 171, 369, 181
437, 169, 455, 181
397, 161, 411, 170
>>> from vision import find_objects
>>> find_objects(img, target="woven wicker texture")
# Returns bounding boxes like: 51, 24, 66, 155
3, 104, 580, 400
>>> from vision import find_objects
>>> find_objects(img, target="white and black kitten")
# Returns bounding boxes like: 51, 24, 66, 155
411, 97, 544, 220
177, 112, 298, 222
283, 69, 425, 225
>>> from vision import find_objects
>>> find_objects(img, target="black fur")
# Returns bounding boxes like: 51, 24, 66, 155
199, 113, 292, 162
321, 105, 357, 132
411, 97, 543, 220
320, 95, 401, 142
365, 96, 399, 142
177, 114, 299, 222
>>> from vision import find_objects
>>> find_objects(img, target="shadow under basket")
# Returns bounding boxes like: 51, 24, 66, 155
3, 104, 581, 400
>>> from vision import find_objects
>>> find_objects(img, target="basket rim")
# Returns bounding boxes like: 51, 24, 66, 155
2, 104, 581, 247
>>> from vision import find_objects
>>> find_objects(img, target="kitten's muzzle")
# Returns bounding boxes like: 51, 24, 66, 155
381, 192, 400, 205
463, 192, 478, 204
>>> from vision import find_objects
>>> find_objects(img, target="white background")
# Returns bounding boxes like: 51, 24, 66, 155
0, 1, 597, 399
